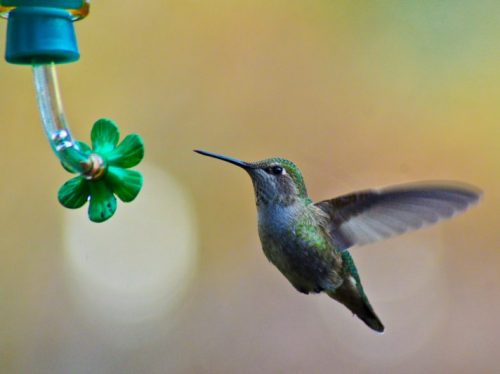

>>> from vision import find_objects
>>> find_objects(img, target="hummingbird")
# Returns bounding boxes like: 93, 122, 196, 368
195, 150, 481, 332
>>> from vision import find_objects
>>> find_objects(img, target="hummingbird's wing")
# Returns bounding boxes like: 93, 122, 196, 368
314, 183, 481, 251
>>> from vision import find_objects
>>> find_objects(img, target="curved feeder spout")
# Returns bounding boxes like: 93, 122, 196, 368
2, 2, 144, 222
33, 63, 98, 175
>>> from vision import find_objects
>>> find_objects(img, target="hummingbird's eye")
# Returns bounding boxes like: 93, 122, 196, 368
266, 166, 285, 175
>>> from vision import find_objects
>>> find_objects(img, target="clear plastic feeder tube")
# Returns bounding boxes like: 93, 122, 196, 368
33, 63, 93, 174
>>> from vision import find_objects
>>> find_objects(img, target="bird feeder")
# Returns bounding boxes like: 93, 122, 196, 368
1, 0, 144, 222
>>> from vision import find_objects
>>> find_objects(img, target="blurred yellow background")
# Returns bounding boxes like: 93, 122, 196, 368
1, 1, 499, 373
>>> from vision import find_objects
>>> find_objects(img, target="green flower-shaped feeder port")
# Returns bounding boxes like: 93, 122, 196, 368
58, 118, 144, 222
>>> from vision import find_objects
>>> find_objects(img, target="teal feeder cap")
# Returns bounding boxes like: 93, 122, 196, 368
6, 6, 79, 64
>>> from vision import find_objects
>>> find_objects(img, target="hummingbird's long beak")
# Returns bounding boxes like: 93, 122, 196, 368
194, 149, 252, 169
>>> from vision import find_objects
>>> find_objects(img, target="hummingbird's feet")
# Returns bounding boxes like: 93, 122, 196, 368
294, 286, 310, 294
293, 286, 324, 294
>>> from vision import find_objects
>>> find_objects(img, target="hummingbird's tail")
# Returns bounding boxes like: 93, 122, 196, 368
327, 252, 385, 333
328, 286, 385, 333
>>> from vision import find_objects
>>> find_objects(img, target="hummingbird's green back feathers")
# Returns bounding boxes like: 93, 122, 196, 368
295, 214, 330, 252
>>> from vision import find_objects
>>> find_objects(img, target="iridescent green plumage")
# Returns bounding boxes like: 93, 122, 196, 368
295, 217, 329, 252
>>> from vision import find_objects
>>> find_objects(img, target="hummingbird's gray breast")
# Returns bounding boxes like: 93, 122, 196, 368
257, 203, 341, 293
257, 204, 297, 272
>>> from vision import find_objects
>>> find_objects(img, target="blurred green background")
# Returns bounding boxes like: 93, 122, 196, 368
1, 1, 499, 373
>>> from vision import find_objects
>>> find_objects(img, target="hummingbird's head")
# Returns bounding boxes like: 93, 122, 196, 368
195, 150, 309, 206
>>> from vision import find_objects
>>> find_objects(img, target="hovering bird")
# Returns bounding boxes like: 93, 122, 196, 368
195, 150, 481, 332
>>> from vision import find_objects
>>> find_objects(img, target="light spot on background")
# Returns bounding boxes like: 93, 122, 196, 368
63, 163, 198, 348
